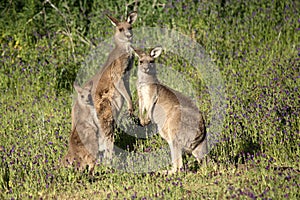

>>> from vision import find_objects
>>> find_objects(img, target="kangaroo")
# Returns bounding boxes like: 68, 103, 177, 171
72, 12, 138, 161
63, 81, 103, 174
133, 46, 208, 174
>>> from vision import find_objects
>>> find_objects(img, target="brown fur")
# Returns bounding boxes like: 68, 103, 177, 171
134, 46, 208, 174
62, 127, 98, 174
71, 12, 138, 161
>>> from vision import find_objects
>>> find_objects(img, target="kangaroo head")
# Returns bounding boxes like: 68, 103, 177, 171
74, 81, 94, 106
107, 11, 138, 45
132, 46, 163, 74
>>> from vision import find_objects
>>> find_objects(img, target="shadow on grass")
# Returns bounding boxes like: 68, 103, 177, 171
114, 114, 157, 152
208, 138, 261, 167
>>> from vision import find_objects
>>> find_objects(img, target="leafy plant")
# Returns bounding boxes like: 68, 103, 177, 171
0, 0, 299, 199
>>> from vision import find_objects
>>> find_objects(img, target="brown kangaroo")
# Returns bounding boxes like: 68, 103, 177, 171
133, 46, 208, 174
72, 12, 138, 162
62, 81, 101, 174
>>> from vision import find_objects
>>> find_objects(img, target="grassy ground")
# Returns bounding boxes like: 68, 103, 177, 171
0, 0, 299, 199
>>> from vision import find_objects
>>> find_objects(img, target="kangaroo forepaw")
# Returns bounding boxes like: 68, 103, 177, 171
128, 108, 133, 116
140, 119, 151, 126
130, 114, 142, 126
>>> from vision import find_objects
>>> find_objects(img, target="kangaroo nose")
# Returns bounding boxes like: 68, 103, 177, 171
125, 31, 132, 38
88, 94, 93, 102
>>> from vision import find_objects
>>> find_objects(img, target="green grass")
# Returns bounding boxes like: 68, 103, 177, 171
0, 0, 299, 199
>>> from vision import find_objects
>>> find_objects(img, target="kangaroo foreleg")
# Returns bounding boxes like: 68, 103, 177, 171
114, 78, 133, 115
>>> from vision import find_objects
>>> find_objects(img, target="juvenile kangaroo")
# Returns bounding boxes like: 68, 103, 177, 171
63, 81, 103, 174
133, 46, 208, 174
72, 12, 138, 161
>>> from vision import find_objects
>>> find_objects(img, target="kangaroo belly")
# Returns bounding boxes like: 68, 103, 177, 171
152, 103, 167, 131
139, 86, 154, 112
176, 107, 206, 151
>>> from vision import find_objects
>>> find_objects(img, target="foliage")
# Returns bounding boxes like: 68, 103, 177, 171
0, 0, 299, 199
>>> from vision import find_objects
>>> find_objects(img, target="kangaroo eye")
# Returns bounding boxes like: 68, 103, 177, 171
119, 28, 124, 32
128, 27, 132, 30
139, 61, 143, 64
81, 95, 84, 98
149, 60, 154, 64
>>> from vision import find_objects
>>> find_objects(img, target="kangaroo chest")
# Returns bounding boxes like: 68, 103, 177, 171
138, 84, 157, 108
93, 54, 132, 106
76, 107, 98, 129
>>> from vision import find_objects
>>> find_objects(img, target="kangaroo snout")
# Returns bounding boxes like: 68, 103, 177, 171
125, 31, 132, 39
88, 94, 93, 103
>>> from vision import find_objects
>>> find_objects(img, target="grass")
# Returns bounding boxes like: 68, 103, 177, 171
0, 0, 299, 199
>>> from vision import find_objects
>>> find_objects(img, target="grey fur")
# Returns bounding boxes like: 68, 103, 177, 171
134, 46, 208, 174
62, 81, 101, 174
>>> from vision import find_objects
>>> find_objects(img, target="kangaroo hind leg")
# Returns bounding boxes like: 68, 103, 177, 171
192, 137, 209, 164
168, 141, 183, 174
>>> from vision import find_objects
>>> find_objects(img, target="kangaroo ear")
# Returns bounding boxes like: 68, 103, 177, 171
131, 45, 142, 58
106, 15, 119, 26
150, 46, 162, 58
127, 11, 137, 24
73, 82, 82, 93
85, 81, 93, 91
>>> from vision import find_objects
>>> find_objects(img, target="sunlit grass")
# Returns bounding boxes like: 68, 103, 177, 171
0, 0, 299, 199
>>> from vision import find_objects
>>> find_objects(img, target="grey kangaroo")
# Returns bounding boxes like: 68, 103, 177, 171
63, 81, 102, 174
133, 46, 208, 174
72, 12, 137, 161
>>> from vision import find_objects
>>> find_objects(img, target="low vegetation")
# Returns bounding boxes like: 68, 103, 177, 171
0, 0, 299, 199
